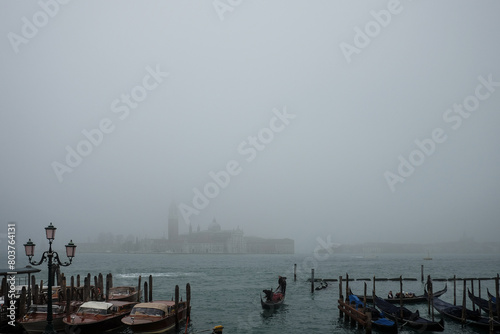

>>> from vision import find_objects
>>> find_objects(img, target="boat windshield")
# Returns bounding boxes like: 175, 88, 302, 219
131, 307, 165, 317
111, 287, 131, 295
77, 307, 109, 315
28, 305, 64, 313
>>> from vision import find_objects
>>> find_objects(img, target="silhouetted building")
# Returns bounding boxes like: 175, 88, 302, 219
163, 205, 293, 254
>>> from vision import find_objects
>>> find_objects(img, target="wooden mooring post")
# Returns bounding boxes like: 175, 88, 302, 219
175, 285, 180, 330
471, 279, 476, 312
461, 279, 466, 327
149, 275, 153, 302
137, 275, 142, 302
294, 264, 297, 281
105, 274, 110, 302
453, 275, 457, 305
186, 283, 191, 319
338, 275, 343, 318
496, 274, 500, 319
311, 269, 314, 293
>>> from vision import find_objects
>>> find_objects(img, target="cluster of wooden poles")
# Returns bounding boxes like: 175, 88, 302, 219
335, 272, 500, 334
0, 265, 191, 329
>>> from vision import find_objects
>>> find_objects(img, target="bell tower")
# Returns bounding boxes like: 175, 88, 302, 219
168, 201, 179, 240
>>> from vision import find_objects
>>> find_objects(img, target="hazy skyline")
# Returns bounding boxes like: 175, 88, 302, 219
1, 1, 500, 254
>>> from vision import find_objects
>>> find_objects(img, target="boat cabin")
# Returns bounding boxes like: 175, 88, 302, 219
76, 301, 136, 315
130, 302, 172, 317
77, 302, 114, 315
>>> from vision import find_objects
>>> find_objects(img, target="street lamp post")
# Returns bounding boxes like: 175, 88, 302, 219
24, 223, 76, 334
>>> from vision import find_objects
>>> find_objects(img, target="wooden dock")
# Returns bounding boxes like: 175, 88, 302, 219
337, 274, 372, 333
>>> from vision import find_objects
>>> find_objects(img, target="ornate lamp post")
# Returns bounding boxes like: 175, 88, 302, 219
24, 223, 76, 334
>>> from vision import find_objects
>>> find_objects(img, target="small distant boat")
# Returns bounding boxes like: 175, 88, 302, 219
261, 289, 285, 310
423, 251, 433, 260
315, 280, 328, 290
356, 284, 447, 304
468, 289, 498, 314
121, 300, 190, 333
63, 300, 137, 333
433, 297, 500, 330
374, 295, 444, 331
18, 302, 81, 333
108, 286, 139, 302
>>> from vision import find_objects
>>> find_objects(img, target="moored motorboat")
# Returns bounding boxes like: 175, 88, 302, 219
63, 300, 136, 333
18, 303, 78, 333
108, 286, 139, 302
121, 300, 190, 333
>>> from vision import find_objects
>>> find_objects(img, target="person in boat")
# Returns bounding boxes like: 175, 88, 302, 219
277, 276, 287, 294
387, 290, 393, 299
263, 289, 273, 302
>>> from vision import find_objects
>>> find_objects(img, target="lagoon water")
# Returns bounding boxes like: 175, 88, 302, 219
22, 252, 500, 333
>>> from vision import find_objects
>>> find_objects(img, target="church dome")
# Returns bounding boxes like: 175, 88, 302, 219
208, 218, 221, 232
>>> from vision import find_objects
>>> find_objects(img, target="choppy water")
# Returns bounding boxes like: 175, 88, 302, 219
17, 252, 500, 333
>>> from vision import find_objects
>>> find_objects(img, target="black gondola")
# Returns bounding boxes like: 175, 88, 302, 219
488, 288, 498, 304
374, 295, 444, 332
468, 289, 498, 314
433, 297, 500, 330
260, 289, 285, 310
356, 284, 447, 304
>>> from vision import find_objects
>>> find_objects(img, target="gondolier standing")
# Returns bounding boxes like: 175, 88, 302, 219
278, 276, 286, 294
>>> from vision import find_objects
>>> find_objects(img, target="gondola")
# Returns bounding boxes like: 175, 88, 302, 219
432, 296, 500, 330
468, 289, 498, 314
356, 284, 447, 304
348, 294, 398, 333
374, 296, 444, 331
260, 289, 285, 310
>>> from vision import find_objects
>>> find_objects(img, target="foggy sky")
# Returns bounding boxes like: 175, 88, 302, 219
1, 0, 500, 254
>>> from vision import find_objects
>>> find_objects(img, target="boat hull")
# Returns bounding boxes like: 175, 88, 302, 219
433, 297, 500, 330
374, 296, 445, 331
260, 296, 285, 310
63, 300, 136, 334
19, 317, 65, 333
64, 313, 129, 334
357, 284, 447, 304
122, 307, 188, 333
